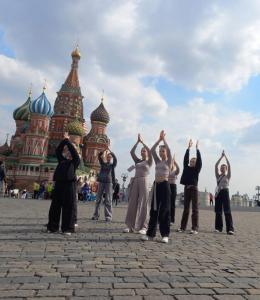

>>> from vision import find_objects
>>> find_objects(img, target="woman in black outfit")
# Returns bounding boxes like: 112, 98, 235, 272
46, 133, 80, 235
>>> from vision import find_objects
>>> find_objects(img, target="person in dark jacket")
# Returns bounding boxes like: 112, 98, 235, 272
0, 161, 6, 197
91, 146, 117, 221
177, 139, 202, 234
45, 133, 80, 235
112, 179, 120, 206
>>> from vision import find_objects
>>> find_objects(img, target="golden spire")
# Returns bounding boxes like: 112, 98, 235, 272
43, 79, 47, 92
101, 89, 104, 103
28, 83, 32, 97
71, 44, 81, 58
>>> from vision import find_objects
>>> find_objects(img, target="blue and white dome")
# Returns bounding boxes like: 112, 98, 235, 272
29, 90, 53, 117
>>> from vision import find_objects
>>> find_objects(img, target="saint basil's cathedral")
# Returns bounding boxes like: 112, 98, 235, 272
0, 47, 110, 190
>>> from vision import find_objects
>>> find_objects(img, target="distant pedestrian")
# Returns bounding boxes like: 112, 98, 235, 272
177, 139, 202, 235
45, 133, 80, 235
33, 182, 40, 199
81, 182, 90, 201
76, 177, 83, 201
0, 161, 6, 197
214, 151, 234, 235
113, 179, 120, 206
38, 183, 45, 199
209, 193, 214, 206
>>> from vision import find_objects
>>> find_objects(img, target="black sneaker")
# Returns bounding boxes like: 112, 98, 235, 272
91, 216, 98, 220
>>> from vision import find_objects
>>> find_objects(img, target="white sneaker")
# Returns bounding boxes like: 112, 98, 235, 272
161, 237, 169, 243
227, 231, 234, 235
138, 229, 147, 235
62, 232, 72, 236
74, 224, 79, 228
177, 228, 184, 233
214, 229, 221, 233
141, 235, 153, 241
123, 228, 130, 233
190, 230, 198, 235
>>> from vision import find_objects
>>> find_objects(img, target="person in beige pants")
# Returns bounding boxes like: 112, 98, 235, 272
123, 134, 153, 235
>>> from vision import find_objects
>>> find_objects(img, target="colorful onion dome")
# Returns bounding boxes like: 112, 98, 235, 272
71, 45, 81, 59
29, 89, 53, 117
66, 119, 85, 136
13, 92, 31, 121
90, 99, 110, 124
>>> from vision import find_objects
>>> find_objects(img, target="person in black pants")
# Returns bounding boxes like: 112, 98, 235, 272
113, 179, 120, 206
142, 130, 172, 244
45, 133, 80, 235
169, 155, 180, 224
214, 150, 234, 235
177, 139, 202, 234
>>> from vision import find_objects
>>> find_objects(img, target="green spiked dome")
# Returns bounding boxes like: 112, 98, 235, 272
13, 91, 31, 121
66, 119, 85, 136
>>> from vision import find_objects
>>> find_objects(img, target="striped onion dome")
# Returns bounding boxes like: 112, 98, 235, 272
13, 94, 31, 121
29, 90, 53, 117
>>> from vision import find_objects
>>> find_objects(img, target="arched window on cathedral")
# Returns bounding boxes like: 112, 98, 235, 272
44, 167, 49, 173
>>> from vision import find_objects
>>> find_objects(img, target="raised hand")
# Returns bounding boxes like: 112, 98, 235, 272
221, 150, 225, 157
196, 140, 199, 149
159, 130, 166, 141
64, 132, 70, 140
138, 133, 143, 144
188, 139, 193, 148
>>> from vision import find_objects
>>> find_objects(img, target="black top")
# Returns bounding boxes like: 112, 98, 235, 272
180, 149, 202, 186
113, 182, 120, 194
97, 151, 117, 184
0, 166, 5, 181
53, 139, 80, 182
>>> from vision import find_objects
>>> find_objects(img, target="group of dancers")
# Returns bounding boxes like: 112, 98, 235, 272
45, 130, 234, 240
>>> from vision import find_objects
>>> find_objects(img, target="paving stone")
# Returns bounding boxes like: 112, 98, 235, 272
109, 289, 136, 296
75, 289, 109, 296
113, 297, 142, 300
135, 289, 163, 295
214, 296, 246, 300
246, 289, 260, 294
175, 296, 214, 300
213, 288, 247, 295
0, 290, 35, 297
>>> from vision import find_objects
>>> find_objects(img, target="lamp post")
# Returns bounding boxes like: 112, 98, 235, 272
121, 173, 128, 202
256, 186, 260, 206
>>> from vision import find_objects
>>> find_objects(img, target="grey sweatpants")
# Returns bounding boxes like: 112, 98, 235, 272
93, 182, 113, 220
125, 177, 150, 231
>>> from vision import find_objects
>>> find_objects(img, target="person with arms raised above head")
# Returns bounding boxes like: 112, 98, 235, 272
142, 130, 172, 243
123, 133, 153, 235
214, 150, 234, 235
91, 145, 117, 222
177, 139, 202, 235
45, 132, 80, 236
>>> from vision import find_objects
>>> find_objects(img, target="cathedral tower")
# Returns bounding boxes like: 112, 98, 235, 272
48, 46, 85, 156
83, 98, 110, 171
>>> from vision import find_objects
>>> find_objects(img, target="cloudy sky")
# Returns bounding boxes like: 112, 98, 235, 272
0, 0, 260, 197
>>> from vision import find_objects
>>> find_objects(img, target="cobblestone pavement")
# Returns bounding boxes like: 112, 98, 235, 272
0, 198, 259, 300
